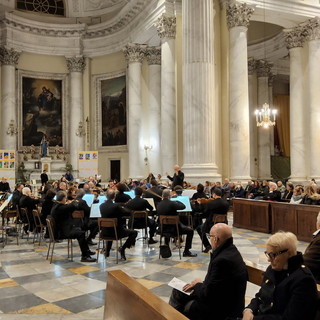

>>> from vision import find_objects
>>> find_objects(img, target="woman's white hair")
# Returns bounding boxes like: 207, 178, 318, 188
266, 231, 298, 256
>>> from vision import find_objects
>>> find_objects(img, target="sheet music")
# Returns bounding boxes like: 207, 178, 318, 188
168, 277, 193, 296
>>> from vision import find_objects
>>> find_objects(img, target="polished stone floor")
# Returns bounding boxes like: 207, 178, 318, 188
0, 213, 309, 319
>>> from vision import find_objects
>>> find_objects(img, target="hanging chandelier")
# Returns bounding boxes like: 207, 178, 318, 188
255, 103, 277, 128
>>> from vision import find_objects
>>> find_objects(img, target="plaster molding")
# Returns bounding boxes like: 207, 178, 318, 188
0, 46, 20, 65
155, 14, 176, 39
123, 43, 147, 63
284, 26, 305, 49
145, 46, 161, 65
66, 56, 86, 72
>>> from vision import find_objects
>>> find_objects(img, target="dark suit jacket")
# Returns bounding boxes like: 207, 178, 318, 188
40, 173, 48, 184
19, 195, 40, 215
247, 253, 318, 320
157, 198, 185, 216
304, 230, 320, 284
115, 192, 131, 204
143, 186, 163, 206
189, 237, 247, 320
125, 196, 153, 211
50, 202, 81, 239
100, 200, 129, 237
203, 198, 229, 233
167, 171, 184, 188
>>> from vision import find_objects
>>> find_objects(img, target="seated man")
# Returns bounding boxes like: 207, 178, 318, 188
143, 179, 163, 208
263, 181, 281, 201
125, 187, 157, 244
19, 186, 41, 233
157, 189, 197, 257
99, 189, 138, 260
74, 189, 99, 246
304, 211, 320, 284
169, 223, 247, 320
196, 188, 229, 253
51, 191, 96, 262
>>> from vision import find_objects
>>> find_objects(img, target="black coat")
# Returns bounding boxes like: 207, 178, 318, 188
304, 230, 320, 284
157, 198, 185, 216
189, 237, 247, 320
114, 192, 131, 204
167, 170, 184, 189
247, 253, 318, 320
203, 198, 229, 233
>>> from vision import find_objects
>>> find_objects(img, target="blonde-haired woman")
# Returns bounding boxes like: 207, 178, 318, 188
243, 231, 318, 320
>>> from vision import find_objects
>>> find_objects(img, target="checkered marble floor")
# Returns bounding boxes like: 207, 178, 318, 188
0, 213, 309, 319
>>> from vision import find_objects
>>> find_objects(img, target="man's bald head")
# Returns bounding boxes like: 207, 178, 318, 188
209, 223, 232, 249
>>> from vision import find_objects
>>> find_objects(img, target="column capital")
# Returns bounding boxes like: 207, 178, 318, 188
155, 14, 176, 39
256, 59, 273, 78
145, 47, 161, 65
248, 57, 256, 75
0, 47, 20, 66
302, 17, 320, 41
123, 43, 147, 63
66, 56, 86, 72
284, 26, 305, 49
226, 2, 254, 30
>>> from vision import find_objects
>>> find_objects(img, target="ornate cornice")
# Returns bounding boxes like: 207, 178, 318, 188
0, 46, 20, 65
123, 43, 147, 63
302, 17, 320, 41
145, 47, 161, 65
226, 2, 254, 30
284, 26, 305, 49
66, 56, 86, 72
256, 59, 273, 77
155, 15, 176, 39
248, 57, 256, 75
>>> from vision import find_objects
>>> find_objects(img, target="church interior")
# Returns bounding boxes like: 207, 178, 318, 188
0, 0, 320, 319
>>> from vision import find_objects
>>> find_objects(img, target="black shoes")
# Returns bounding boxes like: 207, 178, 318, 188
203, 246, 212, 253
118, 246, 126, 260
87, 239, 97, 246
148, 238, 158, 245
88, 250, 96, 256
183, 251, 197, 257
81, 256, 96, 263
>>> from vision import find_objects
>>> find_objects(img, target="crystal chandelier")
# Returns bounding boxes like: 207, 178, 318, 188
255, 103, 277, 128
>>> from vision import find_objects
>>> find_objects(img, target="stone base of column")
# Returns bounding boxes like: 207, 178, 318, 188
182, 164, 221, 185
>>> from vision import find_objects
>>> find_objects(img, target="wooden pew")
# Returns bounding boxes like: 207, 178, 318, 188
104, 270, 188, 320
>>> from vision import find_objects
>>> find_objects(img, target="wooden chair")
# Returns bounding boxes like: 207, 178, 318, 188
97, 218, 120, 264
19, 207, 31, 241
159, 215, 181, 260
213, 214, 228, 224
32, 209, 45, 245
130, 210, 148, 246
46, 217, 74, 264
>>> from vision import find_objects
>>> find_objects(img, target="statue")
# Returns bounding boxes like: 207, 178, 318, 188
40, 134, 49, 157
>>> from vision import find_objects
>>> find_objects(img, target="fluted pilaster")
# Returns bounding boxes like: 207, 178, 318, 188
123, 43, 146, 178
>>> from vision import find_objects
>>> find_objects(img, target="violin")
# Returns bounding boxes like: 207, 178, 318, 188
196, 198, 215, 205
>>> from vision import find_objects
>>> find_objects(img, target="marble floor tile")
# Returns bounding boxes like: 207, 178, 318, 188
33, 286, 85, 303
0, 294, 47, 313
14, 303, 72, 315
0, 278, 19, 288
67, 266, 100, 274
135, 278, 164, 289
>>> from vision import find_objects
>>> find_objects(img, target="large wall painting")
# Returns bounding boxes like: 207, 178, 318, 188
101, 75, 127, 147
22, 77, 63, 146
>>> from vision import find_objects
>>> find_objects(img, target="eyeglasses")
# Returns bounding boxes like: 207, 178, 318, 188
206, 233, 216, 240
264, 249, 288, 260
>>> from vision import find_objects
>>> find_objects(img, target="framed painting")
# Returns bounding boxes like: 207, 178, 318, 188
18, 71, 67, 150
93, 71, 127, 151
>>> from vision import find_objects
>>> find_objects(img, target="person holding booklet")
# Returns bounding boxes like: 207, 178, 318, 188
169, 223, 247, 320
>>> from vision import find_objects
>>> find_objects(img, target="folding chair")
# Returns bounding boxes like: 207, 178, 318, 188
130, 210, 149, 246
32, 209, 45, 245
2, 209, 19, 246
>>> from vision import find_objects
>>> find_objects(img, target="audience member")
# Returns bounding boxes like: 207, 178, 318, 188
143, 179, 163, 208
41, 189, 56, 237
11, 183, 23, 209
243, 231, 318, 320
221, 178, 231, 200
64, 170, 74, 182
157, 189, 197, 257
169, 223, 247, 320
277, 180, 286, 193
234, 182, 245, 198
0, 177, 10, 192
263, 182, 281, 201
281, 182, 294, 201
304, 212, 320, 284
40, 170, 49, 186
289, 185, 304, 204
244, 180, 254, 198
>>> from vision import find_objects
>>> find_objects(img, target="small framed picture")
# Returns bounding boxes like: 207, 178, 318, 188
35, 162, 40, 169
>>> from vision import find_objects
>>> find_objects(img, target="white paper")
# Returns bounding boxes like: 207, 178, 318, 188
168, 277, 193, 295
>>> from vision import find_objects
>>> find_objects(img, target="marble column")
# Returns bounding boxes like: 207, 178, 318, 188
256, 59, 272, 180
181, 0, 220, 182
155, 15, 176, 175
304, 18, 320, 180
227, 3, 254, 181
146, 47, 162, 176
284, 27, 307, 181
248, 57, 258, 179
123, 43, 146, 179
66, 56, 86, 174
0, 47, 20, 150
